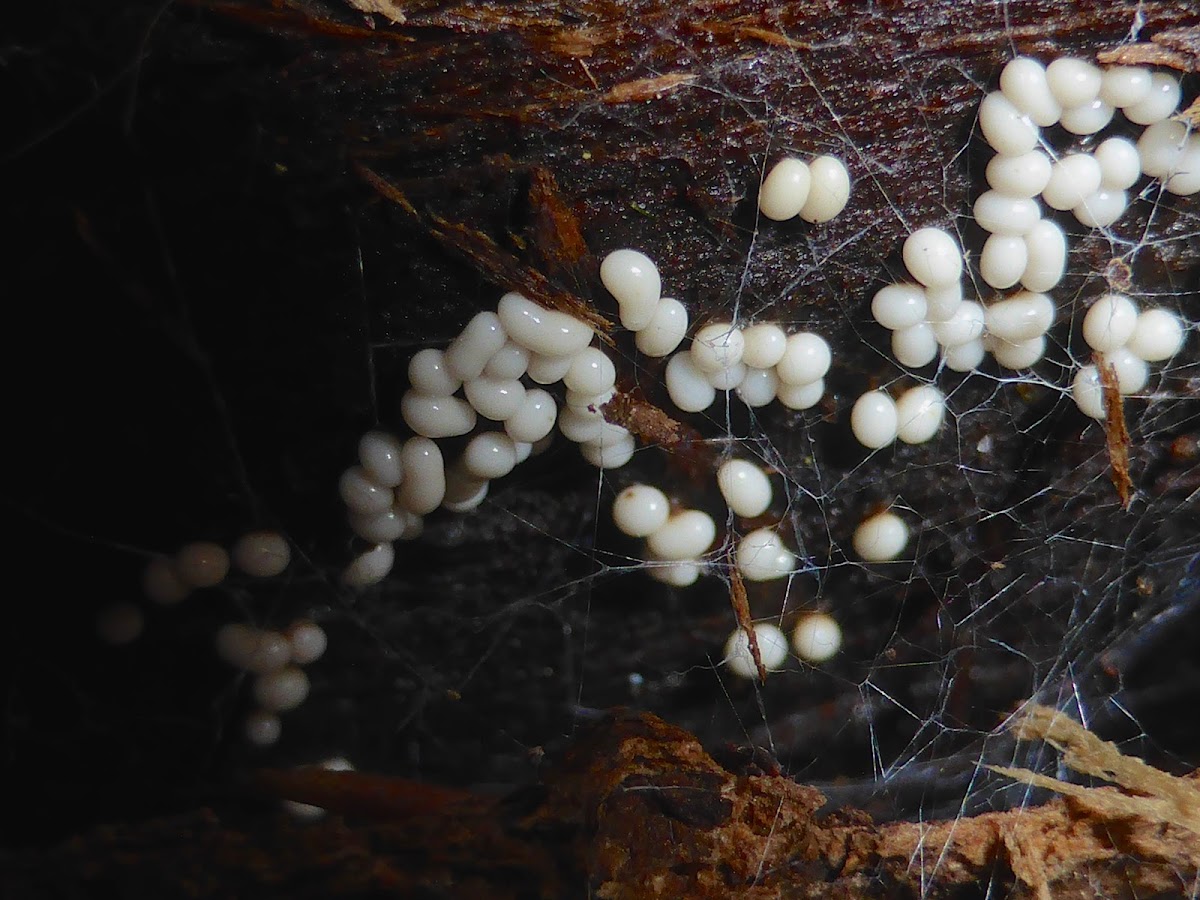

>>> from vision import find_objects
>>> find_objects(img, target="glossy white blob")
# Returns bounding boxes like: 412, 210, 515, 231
497, 292, 594, 357
1099, 347, 1149, 395
799, 155, 852, 223
1083, 293, 1138, 352
175, 541, 231, 589
776, 332, 832, 385
505, 388, 557, 443
339, 465, 392, 515
442, 469, 490, 512
341, 542, 395, 587
980, 234, 1028, 289
579, 432, 635, 469
401, 392, 477, 439
1060, 98, 1114, 135
1128, 308, 1185, 361
665, 352, 716, 412
583, 429, 633, 468
777, 378, 825, 410
1000, 57, 1062, 127
232, 531, 290, 578
244, 710, 282, 747
1072, 364, 1107, 420
724, 623, 789, 680
892, 321, 939, 368
1042, 153, 1102, 211
1020, 219, 1068, 292
143, 555, 189, 606
600, 249, 661, 331
1137, 120, 1189, 179
736, 367, 779, 408
741, 323, 788, 368
707, 361, 747, 391
1099, 66, 1152, 108
985, 292, 1055, 342
988, 334, 1046, 369
1124, 71, 1181, 125
445, 311, 507, 381
557, 406, 603, 443
612, 484, 670, 538
717, 460, 772, 518
407, 348, 461, 396
348, 507, 406, 543
924, 282, 964, 321
286, 620, 328, 665
1073, 188, 1127, 228
216, 624, 291, 673
972, 191, 1041, 235
525, 352, 574, 385
895, 385, 945, 444
563, 347, 616, 395
1094, 137, 1141, 190
850, 391, 898, 449
358, 431, 404, 487
871, 283, 927, 330
645, 510, 716, 561
567, 385, 613, 415
736, 527, 796, 581
932, 300, 986, 348
396, 509, 425, 541
635, 297, 688, 357
647, 560, 702, 587
792, 613, 842, 663
395, 437, 445, 515
985, 150, 1052, 198
1165, 135, 1200, 196
853, 510, 908, 562
96, 603, 144, 646
691, 322, 745, 374
462, 376, 524, 421
978, 91, 1039, 156
1046, 57, 1101, 107
758, 157, 811, 221
483, 341, 530, 379
254, 666, 310, 713
461, 432, 517, 480
903, 227, 963, 288
942, 338, 986, 372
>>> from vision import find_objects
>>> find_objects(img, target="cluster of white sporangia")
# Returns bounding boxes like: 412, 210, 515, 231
115, 533, 320, 745
864, 57, 1189, 433
333, 55, 1194, 679
105, 532, 293, 647
214, 617, 327, 746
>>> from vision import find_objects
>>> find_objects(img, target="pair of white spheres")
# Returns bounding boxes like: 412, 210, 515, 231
850, 386, 946, 449
723, 614, 842, 679
758, 155, 852, 224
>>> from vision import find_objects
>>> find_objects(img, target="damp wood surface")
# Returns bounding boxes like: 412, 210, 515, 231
4, 708, 1199, 898
4, 0, 1200, 884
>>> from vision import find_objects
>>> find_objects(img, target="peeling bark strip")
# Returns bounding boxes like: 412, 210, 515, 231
1097, 24, 1200, 71
1098, 359, 1133, 509
728, 562, 767, 683
354, 162, 612, 336
601, 72, 697, 104
599, 390, 716, 479
11, 708, 1199, 898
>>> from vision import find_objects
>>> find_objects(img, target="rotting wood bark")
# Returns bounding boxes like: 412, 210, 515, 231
5, 707, 1197, 899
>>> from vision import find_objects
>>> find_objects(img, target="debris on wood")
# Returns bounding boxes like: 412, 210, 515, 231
1098, 358, 1133, 509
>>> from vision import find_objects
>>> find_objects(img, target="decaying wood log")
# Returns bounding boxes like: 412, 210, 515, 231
5, 707, 1197, 898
